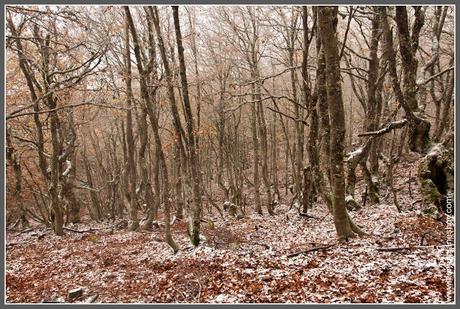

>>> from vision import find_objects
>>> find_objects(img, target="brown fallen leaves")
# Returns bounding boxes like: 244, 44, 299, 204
5, 160, 454, 304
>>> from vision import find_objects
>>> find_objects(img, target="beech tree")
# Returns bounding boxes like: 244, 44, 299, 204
318, 6, 360, 241
6, 5, 454, 244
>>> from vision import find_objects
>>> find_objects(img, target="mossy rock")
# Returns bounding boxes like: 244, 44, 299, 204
421, 205, 440, 220
417, 141, 454, 218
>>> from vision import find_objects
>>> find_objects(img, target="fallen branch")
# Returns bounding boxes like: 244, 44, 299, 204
287, 243, 335, 258
298, 211, 316, 219
252, 242, 272, 250
318, 211, 331, 222
376, 244, 454, 252
63, 225, 114, 233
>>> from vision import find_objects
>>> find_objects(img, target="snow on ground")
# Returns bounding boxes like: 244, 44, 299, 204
5, 160, 454, 303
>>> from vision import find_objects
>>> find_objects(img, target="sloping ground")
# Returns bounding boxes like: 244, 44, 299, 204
6, 161, 454, 303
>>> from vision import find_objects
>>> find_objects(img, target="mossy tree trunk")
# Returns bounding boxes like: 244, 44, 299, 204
318, 6, 360, 241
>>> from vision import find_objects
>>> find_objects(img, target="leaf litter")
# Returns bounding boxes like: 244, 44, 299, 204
6, 161, 454, 304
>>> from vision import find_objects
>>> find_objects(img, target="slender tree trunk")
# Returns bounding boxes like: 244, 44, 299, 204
434, 71, 454, 141
126, 6, 179, 252
381, 6, 431, 154
302, 7, 318, 212
123, 12, 139, 231
82, 143, 102, 221
173, 6, 203, 245
316, 43, 331, 184
6, 129, 29, 229
250, 98, 263, 215
366, 7, 382, 181
137, 108, 156, 230
318, 6, 355, 241
255, 81, 273, 215
37, 26, 65, 236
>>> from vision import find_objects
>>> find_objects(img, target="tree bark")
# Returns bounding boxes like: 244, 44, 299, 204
126, 6, 179, 252
6, 129, 29, 229
318, 6, 355, 241
123, 11, 139, 231
173, 6, 203, 245
381, 6, 431, 154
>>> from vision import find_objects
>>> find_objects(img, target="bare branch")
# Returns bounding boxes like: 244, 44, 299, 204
358, 119, 408, 137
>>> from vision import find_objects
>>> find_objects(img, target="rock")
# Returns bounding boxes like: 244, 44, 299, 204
417, 137, 454, 217
42, 297, 65, 303
43, 293, 65, 303
84, 294, 98, 303
115, 219, 128, 230
345, 195, 360, 211
68, 287, 83, 300
228, 203, 237, 217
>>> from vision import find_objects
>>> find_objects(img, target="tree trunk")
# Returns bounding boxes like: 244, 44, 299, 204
123, 12, 139, 231
318, 6, 356, 241
381, 7, 431, 154
6, 129, 29, 229
127, 6, 179, 252
172, 6, 203, 245
303, 7, 318, 212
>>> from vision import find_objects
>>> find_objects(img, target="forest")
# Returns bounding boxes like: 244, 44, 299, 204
5, 5, 455, 303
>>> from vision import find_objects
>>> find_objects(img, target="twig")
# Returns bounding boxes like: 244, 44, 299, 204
267, 106, 308, 125
318, 211, 331, 222
7, 101, 130, 120
233, 65, 301, 86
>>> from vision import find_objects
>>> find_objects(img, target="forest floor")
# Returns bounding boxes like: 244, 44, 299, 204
5, 157, 455, 304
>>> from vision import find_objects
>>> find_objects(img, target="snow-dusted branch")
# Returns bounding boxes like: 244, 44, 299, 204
358, 119, 408, 137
